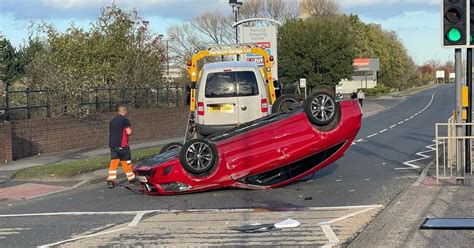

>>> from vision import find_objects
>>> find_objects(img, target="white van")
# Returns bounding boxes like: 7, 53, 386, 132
196, 61, 270, 136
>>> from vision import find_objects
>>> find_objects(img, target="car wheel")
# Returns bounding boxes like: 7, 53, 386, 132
179, 139, 218, 176
304, 92, 340, 127
159, 142, 183, 154
271, 95, 299, 113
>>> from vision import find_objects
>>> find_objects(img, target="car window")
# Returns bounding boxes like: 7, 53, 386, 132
236, 71, 259, 96
205, 71, 259, 98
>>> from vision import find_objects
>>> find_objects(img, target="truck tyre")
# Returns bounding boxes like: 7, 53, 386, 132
272, 95, 299, 113
304, 92, 340, 128
179, 139, 218, 176
159, 142, 183, 154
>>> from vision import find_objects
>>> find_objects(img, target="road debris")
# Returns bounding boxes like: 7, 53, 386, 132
230, 218, 300, 233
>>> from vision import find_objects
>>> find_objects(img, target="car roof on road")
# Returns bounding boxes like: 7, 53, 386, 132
203, 61, 259, 70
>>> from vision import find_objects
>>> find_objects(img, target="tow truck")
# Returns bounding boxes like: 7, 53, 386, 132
182, 44, 299, 140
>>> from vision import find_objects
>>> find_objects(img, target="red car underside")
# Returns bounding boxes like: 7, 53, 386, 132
134, 100, 362, 195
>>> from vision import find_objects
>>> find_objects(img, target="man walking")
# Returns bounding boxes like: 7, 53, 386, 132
107, 105, 136, 188
357, 90, 365, 107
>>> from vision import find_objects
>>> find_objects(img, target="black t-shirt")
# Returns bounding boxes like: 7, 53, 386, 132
109, 115, 131, 148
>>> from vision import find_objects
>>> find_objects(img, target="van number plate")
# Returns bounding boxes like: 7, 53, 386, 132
209, 104, 234, 113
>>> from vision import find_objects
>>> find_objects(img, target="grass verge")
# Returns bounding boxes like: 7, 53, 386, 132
13, 146, 163, 180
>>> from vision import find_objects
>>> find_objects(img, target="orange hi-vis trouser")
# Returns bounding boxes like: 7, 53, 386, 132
107, 159, 136, 182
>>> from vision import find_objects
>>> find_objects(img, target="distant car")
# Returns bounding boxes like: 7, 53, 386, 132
134, 92, 362, 195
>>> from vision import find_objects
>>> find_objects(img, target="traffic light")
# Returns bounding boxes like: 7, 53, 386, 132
443, 0, 467, 46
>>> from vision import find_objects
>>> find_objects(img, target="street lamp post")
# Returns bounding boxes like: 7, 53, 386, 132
158, 34, 174, 81
229, 0, 243, 61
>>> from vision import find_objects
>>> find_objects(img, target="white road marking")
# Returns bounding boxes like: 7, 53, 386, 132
320, 206, 382, 225
321, 224, 339, 244
396, 141, 437, 170
38, 227, 128, 248
128, 211, 147, 227
379, 129, 388, 133
397, 121, 404, 125
0, 205, 385, 218
356, 139, 364, 142
0, 211, 155, 218
367, 133, 378, 138
319, 205, 383, 247
404, 118, 410, 121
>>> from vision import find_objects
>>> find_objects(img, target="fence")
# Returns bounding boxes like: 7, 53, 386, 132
0, 84, 186, 120
435, 117, 474, 184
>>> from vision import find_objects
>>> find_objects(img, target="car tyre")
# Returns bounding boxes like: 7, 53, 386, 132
271, 95, 299, 113
179, 139, 218, 176
304, 92, 340, 127
159, 142, 183, 154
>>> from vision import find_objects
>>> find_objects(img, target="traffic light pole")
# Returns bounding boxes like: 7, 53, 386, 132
466, 48, 473, 174
455, 48, 465, 184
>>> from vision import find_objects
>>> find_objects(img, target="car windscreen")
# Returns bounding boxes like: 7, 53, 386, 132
205, 71, 259, 98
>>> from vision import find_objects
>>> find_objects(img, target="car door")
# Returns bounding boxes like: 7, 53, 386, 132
236, 70, 265, 124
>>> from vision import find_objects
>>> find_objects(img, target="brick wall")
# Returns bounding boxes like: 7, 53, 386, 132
0, 122, 13, 162
9, 107, 188, 160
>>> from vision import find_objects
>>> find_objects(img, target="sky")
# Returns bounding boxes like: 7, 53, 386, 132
0, 0, 450, 64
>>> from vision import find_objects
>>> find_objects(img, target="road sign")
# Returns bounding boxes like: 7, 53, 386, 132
442, 0, 467, 47
240, 26, 278, 79
299, 78, 307, 88
436, 70, 446, 78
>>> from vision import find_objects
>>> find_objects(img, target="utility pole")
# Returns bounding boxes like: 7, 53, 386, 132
455, 48, 465, 183
229, 0, 242, 61
158, 34, 174, 81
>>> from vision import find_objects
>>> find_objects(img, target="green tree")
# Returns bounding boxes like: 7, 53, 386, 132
25, 4, 165, 117
348, 15, 417, 90
0, 36, 21, 84
278, 16, 356, 88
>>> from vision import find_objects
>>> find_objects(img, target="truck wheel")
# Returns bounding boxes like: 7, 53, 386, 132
304, 92, 340, 127
179, 139, 218, 176
271, 95, 299, 113
159, 142, 183, 154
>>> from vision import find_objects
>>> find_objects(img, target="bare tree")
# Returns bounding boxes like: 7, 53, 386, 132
240, 0, 299, 23
191, 11, 234, 45
300, 0, 340, 18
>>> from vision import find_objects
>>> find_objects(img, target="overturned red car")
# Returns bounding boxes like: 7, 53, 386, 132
134, 93, 362, 195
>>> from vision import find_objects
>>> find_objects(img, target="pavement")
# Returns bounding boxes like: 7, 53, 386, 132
1, 84, 467, 247
350, 165, 473, 248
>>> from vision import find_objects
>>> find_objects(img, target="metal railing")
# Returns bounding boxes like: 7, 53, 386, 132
435, 117, 474, 184
0, 84, 186, 120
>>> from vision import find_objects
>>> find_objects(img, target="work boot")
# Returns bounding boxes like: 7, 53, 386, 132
107, 181, 115, 188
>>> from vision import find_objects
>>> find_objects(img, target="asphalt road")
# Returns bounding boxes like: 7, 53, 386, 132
0, 85, 455, 247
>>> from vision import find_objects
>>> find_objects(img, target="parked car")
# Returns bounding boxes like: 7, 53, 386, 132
134, 92, 362, 195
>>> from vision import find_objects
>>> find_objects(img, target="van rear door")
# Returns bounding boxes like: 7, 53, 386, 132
201, 71, 239, 125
